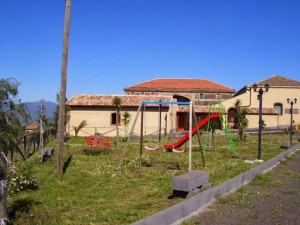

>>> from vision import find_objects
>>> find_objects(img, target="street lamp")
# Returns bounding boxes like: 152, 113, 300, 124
252, 83, 270, 160
287, 98, 297, 145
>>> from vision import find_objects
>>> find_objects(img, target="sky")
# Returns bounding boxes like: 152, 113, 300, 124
1, 0, 300, 103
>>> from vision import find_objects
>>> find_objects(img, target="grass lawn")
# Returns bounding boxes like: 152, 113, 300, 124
7, 132, 298, 224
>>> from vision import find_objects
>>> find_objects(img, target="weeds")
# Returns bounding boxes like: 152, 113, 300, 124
7, 133, 293, 224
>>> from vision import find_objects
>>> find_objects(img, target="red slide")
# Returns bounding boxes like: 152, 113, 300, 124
164, 113, 221, 150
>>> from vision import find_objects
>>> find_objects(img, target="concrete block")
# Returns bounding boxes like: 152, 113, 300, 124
172, 171, 209, 192
281, 141, 291, 148
43, 147, 54, 157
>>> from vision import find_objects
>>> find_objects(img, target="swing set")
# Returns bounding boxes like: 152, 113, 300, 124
119, 100, 205, 171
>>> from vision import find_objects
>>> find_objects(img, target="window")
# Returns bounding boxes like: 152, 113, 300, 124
274, 103, 283, 115
111, 113, 121, 125
199, 93, 204, 99
216, 94, 220, 99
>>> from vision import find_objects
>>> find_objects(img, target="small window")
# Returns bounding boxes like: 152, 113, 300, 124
111, 113, 121, 125
199, 93, 204, 99
274, 103, 283, 115
216, 94, 220, 99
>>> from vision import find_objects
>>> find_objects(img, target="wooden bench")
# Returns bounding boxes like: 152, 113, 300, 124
172, 170, 210, 198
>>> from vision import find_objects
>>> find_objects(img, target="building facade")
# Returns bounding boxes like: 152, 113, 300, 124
222, 75, 300, 130
66, 75, 300, 137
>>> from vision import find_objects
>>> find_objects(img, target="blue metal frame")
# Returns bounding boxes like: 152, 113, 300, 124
141, 101, 190, 106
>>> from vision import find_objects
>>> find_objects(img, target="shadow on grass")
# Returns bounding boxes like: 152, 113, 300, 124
63, 155, 73, 175
9, 198, 40, 220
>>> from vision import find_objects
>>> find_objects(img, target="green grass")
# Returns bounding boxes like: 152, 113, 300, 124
7, 133, 297, 224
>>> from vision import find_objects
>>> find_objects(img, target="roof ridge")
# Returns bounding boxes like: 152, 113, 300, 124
124, 78, 160, 89
255, 74, 283, 84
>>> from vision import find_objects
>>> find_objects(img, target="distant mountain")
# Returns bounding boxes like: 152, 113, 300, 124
25, 101, 57, 124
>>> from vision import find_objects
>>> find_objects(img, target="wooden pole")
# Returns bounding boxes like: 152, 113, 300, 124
119, 103, 142, 166
57, 0, 71, 178
192, 106, 205, 167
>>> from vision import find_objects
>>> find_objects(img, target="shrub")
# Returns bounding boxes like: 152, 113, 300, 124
7, 162, 38, 196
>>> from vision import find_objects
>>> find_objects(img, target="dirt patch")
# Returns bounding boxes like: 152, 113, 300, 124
186, 150, 300, 225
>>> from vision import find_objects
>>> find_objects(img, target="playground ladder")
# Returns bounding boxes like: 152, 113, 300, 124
204, 102, 236, 153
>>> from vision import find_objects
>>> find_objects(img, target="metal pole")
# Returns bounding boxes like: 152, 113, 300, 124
189, 101, 192, 172
159, 103, 162, 142
257, 90, 263, 160
140, 106, 144, 159
290, 102, 293, 145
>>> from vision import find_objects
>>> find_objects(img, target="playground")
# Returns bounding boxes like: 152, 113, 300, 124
7, 130, 298, 224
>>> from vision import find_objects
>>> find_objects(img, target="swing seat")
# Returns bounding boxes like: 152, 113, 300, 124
144, 145, 159, 151
172, 148, 186, 154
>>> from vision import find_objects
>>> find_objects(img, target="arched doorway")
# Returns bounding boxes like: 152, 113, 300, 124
227, 107, 236, 129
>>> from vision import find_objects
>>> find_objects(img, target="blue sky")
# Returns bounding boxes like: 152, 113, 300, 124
1, 0, 299, 103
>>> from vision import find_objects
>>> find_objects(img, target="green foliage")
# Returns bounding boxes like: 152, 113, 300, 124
73, 120, 87, 137
234, 99, 249, 141
122, 111, 131, 136
112, 96, 122, 112
8, 133, 289, 224
251, 173, 281, 187
217, 186, 251, 208
53, 93, 70, 134
7, 162, 38, 196
0, 78, 30, 153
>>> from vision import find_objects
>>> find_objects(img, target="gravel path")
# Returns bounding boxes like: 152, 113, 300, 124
186, 150, 300, 225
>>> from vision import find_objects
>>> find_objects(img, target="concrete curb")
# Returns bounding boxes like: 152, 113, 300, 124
132, 144, 300, 225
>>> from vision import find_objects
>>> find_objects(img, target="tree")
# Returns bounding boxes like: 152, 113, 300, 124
0, 78, 29, 223
53, 93, 70, 136
73, 120, 87, 137
234, 99, 249, 141
0, 78, 29, 155
122, 111, 131, 137
112, 96, 122, 145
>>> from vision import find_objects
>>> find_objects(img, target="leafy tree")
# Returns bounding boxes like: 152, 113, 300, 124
73, 120, 87, 137
53, 93, 70, 136
0, 78, 29, 221
0, 78, 30, 154
234, 99, 249, 141
112, 96, 122, 145
122, 111, 131, 137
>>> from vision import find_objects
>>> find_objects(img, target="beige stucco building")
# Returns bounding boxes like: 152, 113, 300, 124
222, 75, 300, 130
66, 75, 300, 137
66, 78, 235, 137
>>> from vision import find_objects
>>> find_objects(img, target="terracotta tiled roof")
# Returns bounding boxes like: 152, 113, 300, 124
66, 94, 174, 107
234, 75, 300, 97
124, 78, 235, 93
254, 75, 300, 87
25, 124, 39, 130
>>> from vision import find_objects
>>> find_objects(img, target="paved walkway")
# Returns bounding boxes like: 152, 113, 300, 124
188, 150, 300, 225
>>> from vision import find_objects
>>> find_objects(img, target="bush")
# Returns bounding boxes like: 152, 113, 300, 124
7, 162, 38, 196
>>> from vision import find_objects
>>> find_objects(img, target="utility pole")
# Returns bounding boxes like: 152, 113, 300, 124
57, 0, 71, 178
